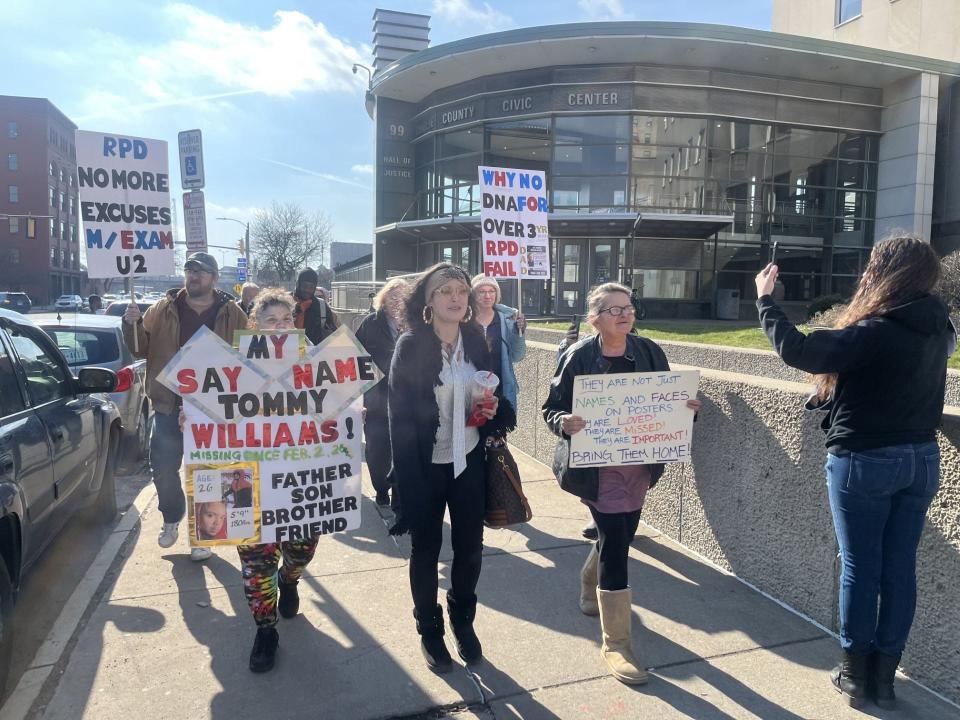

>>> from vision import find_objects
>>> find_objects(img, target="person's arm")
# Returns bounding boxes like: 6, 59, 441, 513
121, 304, 152, 358
387, 335, 419, 479
505, 312, 527, 362
542, 350, 577, 438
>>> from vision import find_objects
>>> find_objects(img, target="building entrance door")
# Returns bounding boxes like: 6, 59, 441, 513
555, 239, 584, 316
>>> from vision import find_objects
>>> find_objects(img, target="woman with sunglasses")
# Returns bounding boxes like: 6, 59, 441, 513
543, 282, 700, 685
389, 263, 516, 672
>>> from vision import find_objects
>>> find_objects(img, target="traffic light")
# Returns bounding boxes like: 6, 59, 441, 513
26, 216, 36, 239
237, 238, 244, 255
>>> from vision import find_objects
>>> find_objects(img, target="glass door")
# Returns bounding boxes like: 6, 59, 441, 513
555, 239, 585, 315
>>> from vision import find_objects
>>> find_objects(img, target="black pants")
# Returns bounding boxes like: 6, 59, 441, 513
409, 445, 485, 613
364, 412, 394, 501
588, 506, 641, 591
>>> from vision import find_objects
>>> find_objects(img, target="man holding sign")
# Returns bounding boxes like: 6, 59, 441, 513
543, 283, 700, 686
122, 251, 247, 561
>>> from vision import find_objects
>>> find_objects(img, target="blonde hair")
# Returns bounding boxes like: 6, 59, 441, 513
247, 288, 295, 329
586, 282, 632, 319
372, 277, 410, 311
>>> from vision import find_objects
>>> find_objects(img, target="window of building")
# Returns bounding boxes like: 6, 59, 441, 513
60, 192, 67, 211
52, 219, 59, 238
7, 122, 17, 138
8, 248, 19, 265
9, 217, 19, 234
60, 167, 66, 184
69, 196, 75, 215
837, 0, 862, 25
49, 128, 58, 146
7, 153, 17, 171
49, 218, 54, 237
71, 224, 78, 243
8, 185, 18, 203
60, 221, 66, 239
50, 246, 57, 264
50, 161, 56, 177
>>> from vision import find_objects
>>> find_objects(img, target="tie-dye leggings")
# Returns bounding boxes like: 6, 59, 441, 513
237, 539, 319, 627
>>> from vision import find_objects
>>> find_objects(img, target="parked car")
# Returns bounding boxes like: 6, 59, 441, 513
0, 293, 31, 315
103, 301, 152, 317
53, 295, 87, 312
34, 314, 151, 464
0, 309, 120, 695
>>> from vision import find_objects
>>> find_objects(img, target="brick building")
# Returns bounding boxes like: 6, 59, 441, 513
0, 96, 83, 306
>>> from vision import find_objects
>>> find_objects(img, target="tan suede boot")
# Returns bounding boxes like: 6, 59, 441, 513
579, 547, 600, 616
597, 588, 648, 685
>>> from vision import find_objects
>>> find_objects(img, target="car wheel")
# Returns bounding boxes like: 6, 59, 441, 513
86, 428, 119, 524
0, 558, 14, 702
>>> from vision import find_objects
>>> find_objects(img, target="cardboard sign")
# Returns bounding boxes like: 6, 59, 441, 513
76, 131, 174, 278
569, 370, 700, 468
478, 165, 550, 279
157, 327, 382, 545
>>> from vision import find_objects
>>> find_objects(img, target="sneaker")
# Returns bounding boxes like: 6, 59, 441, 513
190, 546, 213, 562
158, 522, 179, 548
249, 626, 279, 673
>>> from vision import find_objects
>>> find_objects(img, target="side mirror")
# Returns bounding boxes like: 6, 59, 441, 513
76, 367, 117, 394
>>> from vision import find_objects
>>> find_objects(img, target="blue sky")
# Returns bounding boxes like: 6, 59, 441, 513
1, 0, 771, 268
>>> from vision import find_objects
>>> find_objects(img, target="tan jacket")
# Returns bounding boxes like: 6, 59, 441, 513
122, 289, 248, 415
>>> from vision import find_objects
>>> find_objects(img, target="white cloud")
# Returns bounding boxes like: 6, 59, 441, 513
432, 0, 513, 32
67, 4, 368, 123
259, 158, 370, 189
577, 0, 626, 19
351, 164, 374, 175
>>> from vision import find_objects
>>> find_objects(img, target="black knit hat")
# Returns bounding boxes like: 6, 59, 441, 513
297, 268, 319, 285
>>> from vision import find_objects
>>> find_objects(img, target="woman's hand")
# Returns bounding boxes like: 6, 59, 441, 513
686, 398, 702, 413
560, 414, 586, 435
515, 312, 526, 333
755, 263, 779, 298
478, 395, 499, 420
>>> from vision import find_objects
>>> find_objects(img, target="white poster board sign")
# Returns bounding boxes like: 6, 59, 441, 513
76, 130, 174, 278
569, 370, 700, 468
478, 165, 550, 279
157, 326, 382, 545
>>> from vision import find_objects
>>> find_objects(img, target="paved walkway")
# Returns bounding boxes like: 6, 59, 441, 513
22, 449, 958, 719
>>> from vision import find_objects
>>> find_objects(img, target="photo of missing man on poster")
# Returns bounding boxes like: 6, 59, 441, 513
191, 465, 258, 544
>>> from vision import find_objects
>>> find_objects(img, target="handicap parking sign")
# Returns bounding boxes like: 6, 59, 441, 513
185, 156, 197, 176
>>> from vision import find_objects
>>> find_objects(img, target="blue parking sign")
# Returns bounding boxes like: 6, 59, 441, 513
185, 156, 197, 176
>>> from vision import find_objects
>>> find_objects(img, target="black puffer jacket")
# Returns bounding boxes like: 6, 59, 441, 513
355, 309, 397, 416
388, 323, 516, 533
543, 333, 670, 501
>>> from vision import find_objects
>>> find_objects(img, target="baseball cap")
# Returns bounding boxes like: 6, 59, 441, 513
184, 251, 218, 273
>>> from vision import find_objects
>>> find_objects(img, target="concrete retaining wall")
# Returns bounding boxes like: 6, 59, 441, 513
512, 340, 960, 703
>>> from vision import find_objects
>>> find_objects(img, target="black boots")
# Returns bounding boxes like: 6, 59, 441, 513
249, 626, 279, 673
447, 592, 482, 664
831, 650, 870, 708
414, 605, 452, 673
277, 576, 300, 619
871, 651, 900, 709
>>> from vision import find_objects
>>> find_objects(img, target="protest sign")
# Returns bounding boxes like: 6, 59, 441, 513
75, 130, 174, 278
569, 370, 700, 468
478, 165, 550, 280
157, 326, 381, 546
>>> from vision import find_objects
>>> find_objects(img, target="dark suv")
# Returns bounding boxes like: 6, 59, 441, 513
0, 293, 31, 315
0, 309, 120, 696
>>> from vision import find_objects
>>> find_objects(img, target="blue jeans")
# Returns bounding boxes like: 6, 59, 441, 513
825, 442, 940, 656
150, 410, 185, 524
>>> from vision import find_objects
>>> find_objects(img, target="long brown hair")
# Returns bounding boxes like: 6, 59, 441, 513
814, 234, 941, 400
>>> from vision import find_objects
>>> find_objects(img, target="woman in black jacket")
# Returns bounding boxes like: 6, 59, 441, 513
388, 263, 515, 673
543, 283, 700, 685
755, 236, 953, 710
355, 278, 409, 509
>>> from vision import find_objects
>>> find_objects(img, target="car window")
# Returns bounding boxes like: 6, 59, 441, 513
9, 326, 71, 405
43, 328, 120, 365
0, 339, 26, 417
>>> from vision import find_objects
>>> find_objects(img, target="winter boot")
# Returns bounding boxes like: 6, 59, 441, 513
871, 651, 901, 710
830, 649, 870, 708
597, 588, 648, 685
414, 604, 453, 673
447, 592, 482, 664
277, 575, 300, 619
579, 547, 600, 616
248, 626, 279, 673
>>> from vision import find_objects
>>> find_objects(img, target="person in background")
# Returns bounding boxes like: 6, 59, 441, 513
123, 251, 247, 562
237, 288, 323, 673
389, 264, 515, 672
543, 282, 700, 686
356, 278, 410, 509
470, 275, 526, 414
88, 294, 103, 314
293, 268, 339, 344
755, 236, 954, 710
239, 282, 260, 315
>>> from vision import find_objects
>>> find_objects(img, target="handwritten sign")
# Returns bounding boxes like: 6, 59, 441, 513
569, 370, 699, 468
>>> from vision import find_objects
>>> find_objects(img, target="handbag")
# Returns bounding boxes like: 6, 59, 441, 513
484, 441, 533, 528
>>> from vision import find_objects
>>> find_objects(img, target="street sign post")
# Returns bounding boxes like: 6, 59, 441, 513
183, 190, 208, 252
237, 257, 247, 267
237, 269, 247, 282
178, 129, 205, 190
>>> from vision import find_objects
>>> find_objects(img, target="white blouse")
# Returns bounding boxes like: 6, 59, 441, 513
432, 332, 480, 475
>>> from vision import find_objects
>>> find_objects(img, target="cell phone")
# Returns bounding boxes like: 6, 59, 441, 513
770, 241, 779, 266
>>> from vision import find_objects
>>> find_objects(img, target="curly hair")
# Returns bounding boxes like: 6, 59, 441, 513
247, 288, 296, 330
404, 263, 477, 330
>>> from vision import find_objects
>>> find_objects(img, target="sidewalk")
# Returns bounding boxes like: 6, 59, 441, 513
24, 450, 958, 720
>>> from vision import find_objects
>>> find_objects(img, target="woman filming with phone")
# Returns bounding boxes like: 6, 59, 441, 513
755, 235, 955, 710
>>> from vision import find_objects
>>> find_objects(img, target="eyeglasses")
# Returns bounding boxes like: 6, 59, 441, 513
185, 267, 213, 277
599, 305, 636, 317
433, 286, 470, 299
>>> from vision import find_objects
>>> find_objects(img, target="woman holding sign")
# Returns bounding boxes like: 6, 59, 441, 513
756, 236, 954, 709
389, 263, 515, 672
542, 283, 700, 685
235, 288, 320, 674
470, 275, 526, 413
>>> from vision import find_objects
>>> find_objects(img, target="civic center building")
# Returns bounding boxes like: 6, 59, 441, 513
366, 9, 960, 318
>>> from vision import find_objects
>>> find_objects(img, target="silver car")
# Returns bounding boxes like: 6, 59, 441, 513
33, 314, 150, 465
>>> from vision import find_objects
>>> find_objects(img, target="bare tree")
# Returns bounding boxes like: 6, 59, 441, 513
938, 250, 960, 313
251, 202, 333, 282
